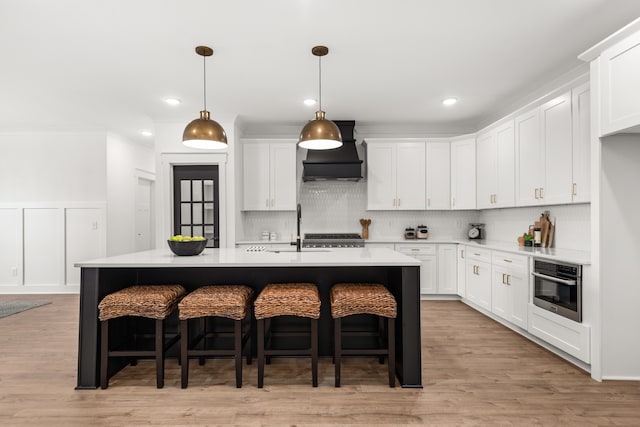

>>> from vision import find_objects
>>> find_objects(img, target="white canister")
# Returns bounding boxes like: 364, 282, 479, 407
261, 231, 270, 241
270, 231, 278, 241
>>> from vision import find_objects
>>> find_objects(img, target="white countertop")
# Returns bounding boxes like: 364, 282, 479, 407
365, 238, 591, 265
75, 247, 421, 268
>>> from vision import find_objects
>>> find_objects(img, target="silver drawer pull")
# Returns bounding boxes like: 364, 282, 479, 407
474, 252, 481, 256
503, 259, 512, 263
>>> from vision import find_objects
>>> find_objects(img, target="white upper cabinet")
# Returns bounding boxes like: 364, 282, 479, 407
540, 92, 573, 205
599, 29, 640, 136
366, 140, 426, 210
425, 140, 450, 210
572, 82, 591, 203
242, 140, 296, 211
515, 92, 573, 206
450, 137, 476, 210
476, 120, 515, 209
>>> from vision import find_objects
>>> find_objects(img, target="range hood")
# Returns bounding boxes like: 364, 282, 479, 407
302, 120, 363, 181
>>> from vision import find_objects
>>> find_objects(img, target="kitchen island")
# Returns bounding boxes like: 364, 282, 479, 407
75, 247, 422, 389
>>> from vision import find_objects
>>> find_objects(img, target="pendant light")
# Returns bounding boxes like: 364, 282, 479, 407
298, 46, 342, 150
183, 46, 228, 149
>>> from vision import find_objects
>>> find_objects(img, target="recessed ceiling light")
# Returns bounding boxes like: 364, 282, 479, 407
164, 97, 182, 106
140, 130, 153, 137
442, 98, 458, 106
303, 98, 317, 106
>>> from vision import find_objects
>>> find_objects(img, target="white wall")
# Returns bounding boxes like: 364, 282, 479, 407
599, 134, 640, 379
0, 132, 106, 201
0, 131, 109, 293
479, 204, 590, 251
106, 132, 155, 256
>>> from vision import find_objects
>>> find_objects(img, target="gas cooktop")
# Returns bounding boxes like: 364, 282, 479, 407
302, 233, 364, 248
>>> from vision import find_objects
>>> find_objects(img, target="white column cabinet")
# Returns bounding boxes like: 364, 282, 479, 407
597, 28, 640, 136
572, 82, 591, 203
242, 141, 296, 211
366, 141, 426, 210
426, 141, 451, 210
450, 137, 476, 210
515, 108, 542, 206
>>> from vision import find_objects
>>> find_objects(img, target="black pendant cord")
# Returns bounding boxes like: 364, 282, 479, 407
318, 54, 322, 112
202, 54, 207, 112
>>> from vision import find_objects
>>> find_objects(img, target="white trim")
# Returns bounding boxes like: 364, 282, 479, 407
578, 17, 640, 62
160, 153, 228, 249
0, 201, 107, 209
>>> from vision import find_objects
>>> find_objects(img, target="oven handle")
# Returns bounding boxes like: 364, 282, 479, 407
532, 272, 577, 286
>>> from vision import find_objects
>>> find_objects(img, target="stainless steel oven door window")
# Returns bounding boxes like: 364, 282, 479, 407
532, 260, 582, 322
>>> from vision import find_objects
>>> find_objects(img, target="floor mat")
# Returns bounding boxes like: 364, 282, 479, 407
0, 301, 51, 318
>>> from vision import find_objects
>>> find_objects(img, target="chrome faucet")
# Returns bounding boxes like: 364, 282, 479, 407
291, 203, 302, 252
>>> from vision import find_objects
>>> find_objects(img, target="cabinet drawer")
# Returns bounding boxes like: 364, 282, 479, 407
395, 243, 436, 255
466, 247, 491, 263
492, 251, 527, 270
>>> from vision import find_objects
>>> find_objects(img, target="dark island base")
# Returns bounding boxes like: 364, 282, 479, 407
77, 265, 422, 389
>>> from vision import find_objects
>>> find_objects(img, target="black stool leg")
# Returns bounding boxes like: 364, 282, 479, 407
257, 318, 265, 388
155, 319, 164, 388
181, 319, 189, 388
334, 317, 341, 387
311, 318, 318, 387
378, 316, 385, 364
388, 317, 396, 388
199, 318, 206, 366
100, 320, 109, 389
234, 319, 242, 388
245, 312, 252, 365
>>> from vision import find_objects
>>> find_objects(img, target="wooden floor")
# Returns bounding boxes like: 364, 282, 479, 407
1, 295, 639, 426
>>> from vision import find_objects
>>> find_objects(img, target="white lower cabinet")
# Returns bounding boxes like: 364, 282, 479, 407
437, 244, 457, 294
395, 244, 437, 294
456, 245, 466, 298
465, 248, 492, 310
528, 304, 591, 363
490, 251, 528, 330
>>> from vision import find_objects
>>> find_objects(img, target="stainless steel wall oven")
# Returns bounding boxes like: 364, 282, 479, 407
532, 259, 582, 322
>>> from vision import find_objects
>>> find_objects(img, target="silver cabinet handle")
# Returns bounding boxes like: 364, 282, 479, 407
506, 275, 511, 286
540, 187, 544, 199
502, 273, 507, 284
532, 272, 576, 286
535, 188, 539, 199
503, 259, 512, 263
266, 199, 270, 208
572, 183, 577, 196
461, 249, 464, 259
397, 198, 401, 207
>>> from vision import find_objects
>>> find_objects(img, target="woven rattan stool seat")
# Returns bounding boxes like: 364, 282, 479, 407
98, 284, 186, 321
179, 285, 254, 320
254, 283, 321, 320
330, 283, 397, 319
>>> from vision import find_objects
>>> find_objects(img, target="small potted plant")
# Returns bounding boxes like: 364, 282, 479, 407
523, 233, 534, 247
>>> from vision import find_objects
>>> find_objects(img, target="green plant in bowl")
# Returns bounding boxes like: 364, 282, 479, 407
167, 235, 207, 255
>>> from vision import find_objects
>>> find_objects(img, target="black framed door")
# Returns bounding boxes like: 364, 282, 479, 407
172, 165, 219, 248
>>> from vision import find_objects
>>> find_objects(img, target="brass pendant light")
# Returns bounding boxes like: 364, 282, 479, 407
298, 45, 342, 150
183, 46, 228, 149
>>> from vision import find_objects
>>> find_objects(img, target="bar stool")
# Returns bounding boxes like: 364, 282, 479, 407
330, 283, 397, 387
178, 285, 253, 388
254, 283, 321, 388
98, 284, 186, 389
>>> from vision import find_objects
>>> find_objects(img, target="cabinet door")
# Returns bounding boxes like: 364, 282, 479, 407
515, 109, 541, 206
572, 83, 591, 203
451, 138, 476, 210
466, 260, 491, 311
507, 267, 529, 330
396, 142, 426, 210
541, 92, 573, 205
600, 30, 640, 136
367, 143, 397, 210
495, 120, 515, 208
457, 246, 466, 297
426, 141, 450, 210
418, 255, 437, 294
475, 131, 496, 209
270, 143, 297, 210
243, 143, 271, 210
437, 244, 457, 294
491, 265, 509, 320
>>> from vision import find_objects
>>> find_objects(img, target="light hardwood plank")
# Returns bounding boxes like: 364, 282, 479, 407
0, 295, 639, 426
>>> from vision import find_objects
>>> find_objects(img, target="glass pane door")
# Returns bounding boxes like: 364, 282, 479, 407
173, 165, 219, 248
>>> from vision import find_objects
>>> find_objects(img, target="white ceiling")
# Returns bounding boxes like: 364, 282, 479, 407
1, 0, 640, 143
